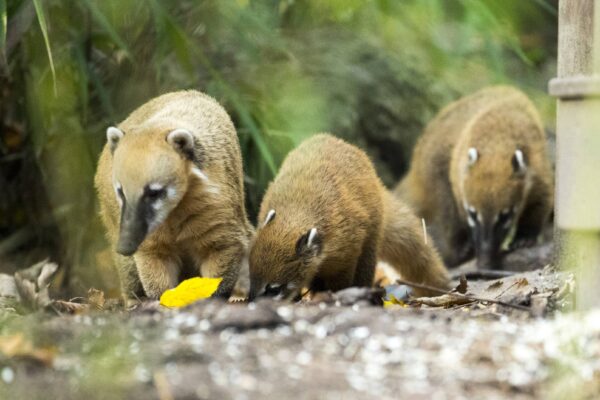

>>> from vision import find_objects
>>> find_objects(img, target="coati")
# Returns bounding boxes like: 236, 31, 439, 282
248, 134, 449, 300
396, 86, 553, 269
95, 90, 253, 301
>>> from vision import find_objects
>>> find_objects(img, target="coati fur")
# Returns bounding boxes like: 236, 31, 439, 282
396, 86, 553, 269
95, 90, 253, 301
248, 134, 449, 300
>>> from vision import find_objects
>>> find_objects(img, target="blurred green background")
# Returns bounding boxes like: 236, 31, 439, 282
0, 0, 557, 295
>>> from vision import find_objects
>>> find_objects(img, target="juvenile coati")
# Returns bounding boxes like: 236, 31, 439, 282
396, 86, 553, 269
248, 134, 449, 300
95, 90, 253, 301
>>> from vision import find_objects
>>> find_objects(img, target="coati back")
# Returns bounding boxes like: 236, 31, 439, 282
95, 90, 253, 301
248, 134, 449, 300
396, 86, 553, 268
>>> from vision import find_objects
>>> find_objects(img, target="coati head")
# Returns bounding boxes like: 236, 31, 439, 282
460, 144, 529, 269
107, 126, 206, 256
248, 209, 324, 301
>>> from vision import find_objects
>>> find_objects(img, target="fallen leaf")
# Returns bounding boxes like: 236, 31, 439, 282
160, 277, 222, 308
383, 294, 407, 308
87, 288, 106, 310
411, 294, 473, 308
486, 280, 504, 290
52, 300, 89, 314
0, 334, 55, 366
516, 278, 529, 288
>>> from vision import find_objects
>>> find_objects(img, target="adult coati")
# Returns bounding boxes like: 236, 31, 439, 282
95, 90, 253, 301
248, 134, 449, 300
396, 86, 553, 269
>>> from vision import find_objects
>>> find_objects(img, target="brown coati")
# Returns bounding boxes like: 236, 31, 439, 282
95, 90, 253, 301
396, 86, 553, 269
248, 134, 449, 300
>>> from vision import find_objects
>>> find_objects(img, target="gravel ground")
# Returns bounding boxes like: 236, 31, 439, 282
0, 288, 598, 400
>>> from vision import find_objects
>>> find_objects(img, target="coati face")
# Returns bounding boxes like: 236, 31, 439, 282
248, 210, 323, 301
107, 126, 202, 256
461, 146, 528, 269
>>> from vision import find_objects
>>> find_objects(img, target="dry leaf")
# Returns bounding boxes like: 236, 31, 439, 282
516, 278, 529, 288
160, 277, 222, 308
87, 288, 106, 310
0, 334, 55, 366
412, 294, 473, 308
487, 280, 504, 290
52, 300, 89, 314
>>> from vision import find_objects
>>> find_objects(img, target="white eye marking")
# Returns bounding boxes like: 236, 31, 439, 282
467, 214, 476, 227
149, 183, 164, 191
191, 167, 208, 181
467, 147, 478, 166
465, 204, 478, 227
514, 149, 526, 171
263, 209, 276, 227
307, 228, 318, 247
151, 199, 163, 211
167, 186, 177, 199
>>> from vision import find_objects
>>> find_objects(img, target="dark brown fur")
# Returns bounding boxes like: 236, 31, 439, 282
249, 134, 449, 299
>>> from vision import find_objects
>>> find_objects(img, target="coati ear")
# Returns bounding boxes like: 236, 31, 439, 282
467, 147, 478, 167
263, 209, 276, 227
107, 127, 124, 153
166, 129, 195, 160
296, 227, 322, 257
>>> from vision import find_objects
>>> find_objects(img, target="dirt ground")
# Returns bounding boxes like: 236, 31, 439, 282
0, 244, 598, 400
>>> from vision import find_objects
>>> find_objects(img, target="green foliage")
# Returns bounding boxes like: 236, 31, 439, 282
0, 0, 557, 292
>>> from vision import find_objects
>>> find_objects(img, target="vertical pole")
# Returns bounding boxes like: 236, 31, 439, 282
550, 0, 600, 309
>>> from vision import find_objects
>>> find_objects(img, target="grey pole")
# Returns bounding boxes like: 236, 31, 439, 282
549, 1, 600, 309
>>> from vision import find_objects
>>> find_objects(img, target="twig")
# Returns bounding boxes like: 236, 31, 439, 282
421, 218, 428, 245
395, 279, 532, 313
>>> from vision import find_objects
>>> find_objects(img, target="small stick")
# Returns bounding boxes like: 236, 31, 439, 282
395, 279, 532, 312
421, 218, 428, 245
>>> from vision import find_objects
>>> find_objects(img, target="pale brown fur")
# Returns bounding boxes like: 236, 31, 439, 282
249, 134, 449, 299
95, 90, 253, 300
396, 86, 553, 268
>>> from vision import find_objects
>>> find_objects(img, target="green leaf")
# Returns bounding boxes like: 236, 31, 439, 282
0, 0, 6, 60
81, 0, 132, 60
32, 0, 56, 94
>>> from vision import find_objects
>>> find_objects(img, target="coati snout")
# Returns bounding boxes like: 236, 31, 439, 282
462, 147, 528, 269
109, 126, 193, 256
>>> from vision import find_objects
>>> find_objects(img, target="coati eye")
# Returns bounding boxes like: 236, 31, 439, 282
114, 183, 125, 205
496, 208, 514, 228
144, 184, 166, 201
264, 283, 284, 297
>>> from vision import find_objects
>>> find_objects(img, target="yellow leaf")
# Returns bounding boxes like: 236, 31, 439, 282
383, 294, 407, 308
159, 277, 222, 308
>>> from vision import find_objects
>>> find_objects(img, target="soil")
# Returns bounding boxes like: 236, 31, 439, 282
0, 243, 598, 400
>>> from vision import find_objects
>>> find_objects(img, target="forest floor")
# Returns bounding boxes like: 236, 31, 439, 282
0, 242, 598, 400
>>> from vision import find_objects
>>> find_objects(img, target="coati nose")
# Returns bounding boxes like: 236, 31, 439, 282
116, 240, 138, 256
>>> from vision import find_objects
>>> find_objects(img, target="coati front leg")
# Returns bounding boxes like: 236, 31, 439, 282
352, 234, 378, 287
510, 186, 552, 250
201, 243, 245, 299
114, 253, 144, 306
134, 252, 180, 299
